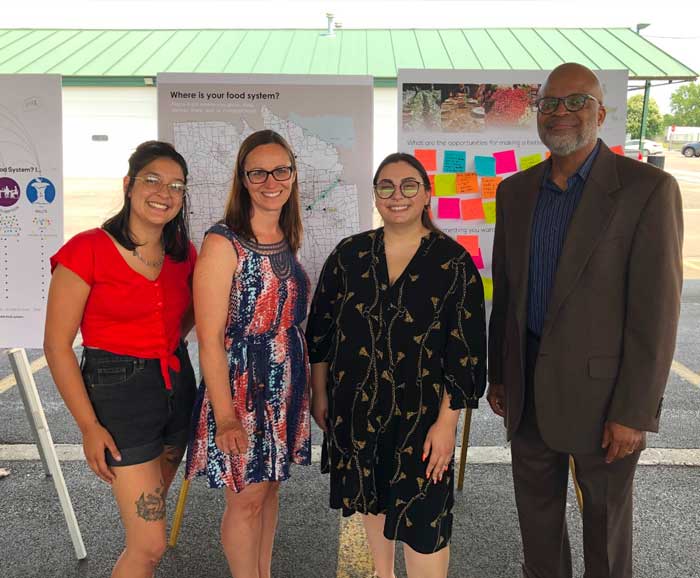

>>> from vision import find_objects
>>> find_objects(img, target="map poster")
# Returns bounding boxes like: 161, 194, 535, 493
0, 74, 63, 348
157, 73, 374, 288
397, 69, 628, 301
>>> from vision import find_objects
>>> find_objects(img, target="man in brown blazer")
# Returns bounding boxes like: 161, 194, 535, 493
487, 62, 683, 578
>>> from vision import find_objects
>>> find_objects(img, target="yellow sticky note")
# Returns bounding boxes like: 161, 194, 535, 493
482, 277, 493, 301
519, 153, 543, 171
434, 173, 457, 196
483, 201, 496, 224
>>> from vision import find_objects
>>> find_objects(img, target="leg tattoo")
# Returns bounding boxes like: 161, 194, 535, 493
135, 482, 166, 521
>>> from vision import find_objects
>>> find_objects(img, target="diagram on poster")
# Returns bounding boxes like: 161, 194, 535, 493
0, 75, 63, 348
157, 74, 373, 288
398, 69, 628, 300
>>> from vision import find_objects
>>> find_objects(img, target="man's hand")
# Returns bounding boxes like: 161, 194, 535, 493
487, 383, 506, 417
601, 421, 643, 464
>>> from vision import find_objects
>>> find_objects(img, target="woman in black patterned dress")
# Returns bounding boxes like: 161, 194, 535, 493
306, 153, 487, 578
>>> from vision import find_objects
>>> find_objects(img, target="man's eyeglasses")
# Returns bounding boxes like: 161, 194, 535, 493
245, 166, 294, 184
132, 174, 188, 196
535, 93, 601, 115
374, 179, 423, 199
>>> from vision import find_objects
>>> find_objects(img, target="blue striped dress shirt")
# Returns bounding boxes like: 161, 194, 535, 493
526, 140, 601, 336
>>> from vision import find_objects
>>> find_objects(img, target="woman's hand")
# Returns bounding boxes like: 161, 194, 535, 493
82, 422, 121, 484
311, 387, 329, 432
215, 417, 248, 455
423, 419, 457, 484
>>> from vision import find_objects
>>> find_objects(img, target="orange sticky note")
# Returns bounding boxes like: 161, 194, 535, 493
428, 174, 436, 195
456, 172, 479, 194
481, 176, 502, 199
456, 235, 480, 256
460, 199, 485, 221
610, 145, 624, 155
414, 149, 437, 171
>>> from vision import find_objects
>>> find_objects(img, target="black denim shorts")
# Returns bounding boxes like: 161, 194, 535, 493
80, 342, 196, 467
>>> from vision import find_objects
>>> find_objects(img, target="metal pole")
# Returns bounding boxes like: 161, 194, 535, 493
456, 408, 473, 491
8, 348, 87, 560
639, 80, 652, 149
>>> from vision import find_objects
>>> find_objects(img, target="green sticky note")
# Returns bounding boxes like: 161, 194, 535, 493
482, 277, 493, 301
434, 173, 457, 196
483, 201, 497, 224
519, 153, 543, 171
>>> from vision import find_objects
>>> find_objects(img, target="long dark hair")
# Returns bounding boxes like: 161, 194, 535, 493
103, 140, 191, 261
223, 130, 303, 253
373, 152, 440, 233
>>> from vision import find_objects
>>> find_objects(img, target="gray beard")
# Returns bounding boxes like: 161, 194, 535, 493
539, 121, 598, 156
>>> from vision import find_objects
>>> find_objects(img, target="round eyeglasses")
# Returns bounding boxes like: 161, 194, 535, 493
535, 93, 600, 115
245, 166, 294, 184
132, 174, 187, 196
374, 179, 423, 199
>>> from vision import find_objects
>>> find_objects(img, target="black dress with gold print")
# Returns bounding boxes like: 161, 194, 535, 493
306, 228, 486, 554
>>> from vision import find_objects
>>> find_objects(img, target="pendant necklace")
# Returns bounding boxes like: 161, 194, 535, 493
132, 244, 165, 268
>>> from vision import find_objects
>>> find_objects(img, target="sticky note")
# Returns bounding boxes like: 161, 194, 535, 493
456, 234, 480, 256
471, 249, 485, 269
474, 156, 496, 177
482, 277, 493, 300
460, 198, 485, 221
480, 176, 502, 199
456, 172, 479, 194
437, 198, 461, 219
483, 201, 497, 224
443, 150, 466, 173
610, 145, 624, 155
434, 173, 457, 196
519, 153, 543, 171
493, 150, 518, 174
414, 149, 437, 171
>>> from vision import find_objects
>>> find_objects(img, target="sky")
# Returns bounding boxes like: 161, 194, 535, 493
4, 0, 699, 114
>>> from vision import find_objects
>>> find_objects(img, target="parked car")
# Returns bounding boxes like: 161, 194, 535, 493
681, 142, 700, 157
624, 139, 664, 156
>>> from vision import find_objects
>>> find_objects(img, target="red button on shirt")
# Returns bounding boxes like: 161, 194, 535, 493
50, 228, 196, 389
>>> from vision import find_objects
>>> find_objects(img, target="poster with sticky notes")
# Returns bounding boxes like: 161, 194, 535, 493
480, 176, 502, 199
443, 150, 467, 173
414, 149, 437, 171
434, 173, 456, 196
398, 69, 628, 301
437, 198, 461, 219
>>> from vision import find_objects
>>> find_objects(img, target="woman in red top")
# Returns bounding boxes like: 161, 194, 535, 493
44, 141, 197, 578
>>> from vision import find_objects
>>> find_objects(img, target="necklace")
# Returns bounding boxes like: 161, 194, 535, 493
132, 245, 165, 268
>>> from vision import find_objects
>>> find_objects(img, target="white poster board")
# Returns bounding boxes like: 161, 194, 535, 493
0, 74, 63, 348
157, 73, 374, 288
397, 69, 628, 300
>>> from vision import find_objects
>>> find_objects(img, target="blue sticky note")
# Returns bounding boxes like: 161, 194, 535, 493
474, 156, 496, 177
443, 150, 466, 173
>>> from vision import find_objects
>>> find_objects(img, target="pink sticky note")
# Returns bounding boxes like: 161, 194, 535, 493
460, 198, 485, 221
456, 235, 480, 256
414, 149, 437, 171
471, 248, 485, 269
493, 150, 517, 174
437, 198, 461, 219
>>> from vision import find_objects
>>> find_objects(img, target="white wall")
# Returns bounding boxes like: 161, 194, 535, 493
62, 85, 399, 179
62, 86, 157, 178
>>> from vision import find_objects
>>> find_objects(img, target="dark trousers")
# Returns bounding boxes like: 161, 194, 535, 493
511, 332, 640, 578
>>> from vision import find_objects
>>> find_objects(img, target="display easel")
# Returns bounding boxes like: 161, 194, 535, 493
8, 348, 87, 560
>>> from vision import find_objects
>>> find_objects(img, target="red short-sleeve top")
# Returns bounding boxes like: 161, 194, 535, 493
50, 228, 197, 389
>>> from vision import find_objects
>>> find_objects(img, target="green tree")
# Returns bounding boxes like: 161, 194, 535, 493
670, 82, 700, 126
626, 94, 662, 139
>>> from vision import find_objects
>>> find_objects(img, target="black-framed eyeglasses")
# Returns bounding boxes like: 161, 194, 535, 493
132, 174, 188, 196
535, 93, 601, 115
373, 179, 423, 199
245, 166, 294, 184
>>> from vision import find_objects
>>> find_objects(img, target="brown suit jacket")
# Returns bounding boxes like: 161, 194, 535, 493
488, 142, 684, 454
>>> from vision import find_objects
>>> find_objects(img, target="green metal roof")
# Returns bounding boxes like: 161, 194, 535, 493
0, 28, 696, 86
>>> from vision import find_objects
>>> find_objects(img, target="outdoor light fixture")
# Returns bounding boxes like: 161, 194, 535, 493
635, 23, 651, 34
